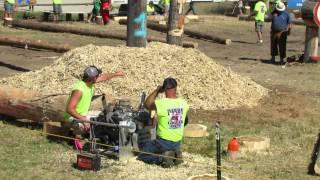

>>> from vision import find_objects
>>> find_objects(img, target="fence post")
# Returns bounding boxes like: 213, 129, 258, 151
215, 121, 221, 180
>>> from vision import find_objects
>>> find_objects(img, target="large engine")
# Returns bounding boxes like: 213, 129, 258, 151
88, 93, 153, 160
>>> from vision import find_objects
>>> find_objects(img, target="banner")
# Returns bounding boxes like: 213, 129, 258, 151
288, 0, 304, 9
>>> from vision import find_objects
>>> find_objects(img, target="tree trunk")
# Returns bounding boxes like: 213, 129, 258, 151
167, 0, 185, 46
0, 35, 73, 52
127, 0, 147, 47
0, 85, 66, 122
303, 26, 319, 62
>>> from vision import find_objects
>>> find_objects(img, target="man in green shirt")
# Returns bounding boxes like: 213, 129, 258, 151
52, 0, 62, 22
4, 0, 15, 20
87, 0, 101, 23
64, 65, 124, 148
249, 0, 267, 43
138, 77, 189, 168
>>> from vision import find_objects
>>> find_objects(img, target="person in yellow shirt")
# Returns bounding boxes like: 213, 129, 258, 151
4, 0, 15, 20
138, 77, 190, 168
159, 0, 170, 17
64, 65, 125, 149
249, 0, 267, 43
52, 0, 62, 22
146, 1, 156, 16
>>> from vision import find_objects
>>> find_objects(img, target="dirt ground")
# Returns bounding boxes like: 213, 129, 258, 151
0, 15, 320, 179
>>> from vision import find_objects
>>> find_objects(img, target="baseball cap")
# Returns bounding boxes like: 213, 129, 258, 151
161, 77, 177, 92
83, 65, 102, 80
276, 2, 286, 12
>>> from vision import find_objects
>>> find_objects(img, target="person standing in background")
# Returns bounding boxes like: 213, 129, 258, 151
4, 0, 15, 20
52, 0, 62, 22
270, 2, 292, 64
249, 0, 267, 43
185, 0, 196, 15
101, 0, 112, 25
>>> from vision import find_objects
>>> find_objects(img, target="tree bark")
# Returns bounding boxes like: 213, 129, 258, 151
0, 35, 73, 52
127, 0, 147, 47
167, 0, 185, 46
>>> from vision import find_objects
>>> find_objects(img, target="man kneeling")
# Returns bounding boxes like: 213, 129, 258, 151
137, 77, 189, 168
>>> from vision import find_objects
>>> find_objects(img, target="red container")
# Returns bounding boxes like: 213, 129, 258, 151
228, 137, 240, 151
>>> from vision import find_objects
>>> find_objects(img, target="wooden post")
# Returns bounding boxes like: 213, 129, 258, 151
303, 26, 319, 62
167, 0, 185, 46
127, 0, 147, 47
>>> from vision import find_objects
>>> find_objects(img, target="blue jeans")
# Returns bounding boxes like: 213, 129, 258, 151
137, 138, 181, 164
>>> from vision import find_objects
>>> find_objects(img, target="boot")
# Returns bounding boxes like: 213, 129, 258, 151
174, 151, 183, 165
280, 58, 285, 65
161, 151, 175, 168
270, 56, 275, 64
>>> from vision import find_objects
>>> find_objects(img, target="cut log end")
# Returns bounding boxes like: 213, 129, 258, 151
225, 39, 232, 45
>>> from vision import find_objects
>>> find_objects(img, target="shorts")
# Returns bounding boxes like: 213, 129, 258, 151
53, 3, 62, 15
255, 21, 264, 32
4, 2, 14, 13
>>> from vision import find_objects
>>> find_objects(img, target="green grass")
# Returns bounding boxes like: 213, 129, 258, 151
1, 116, 318, 179
182, 118, 319, 179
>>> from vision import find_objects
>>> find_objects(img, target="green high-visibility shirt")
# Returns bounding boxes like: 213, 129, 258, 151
6, 0, 15, 4
254, 1, 267, 22
155, 98, 189, 142
160, 0, 170, 6
53, 0, 62, 4
64, 80, 94, 122
146, 5, 155, 13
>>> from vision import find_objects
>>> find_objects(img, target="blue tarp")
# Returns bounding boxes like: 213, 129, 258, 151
288, 0, 304, 9
17, 0, 30, 5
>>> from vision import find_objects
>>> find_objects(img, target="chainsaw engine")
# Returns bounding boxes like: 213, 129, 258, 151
88, 93, 152, 160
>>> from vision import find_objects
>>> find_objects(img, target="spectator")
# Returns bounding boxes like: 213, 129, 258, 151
138, 77, 190, 168
63, 65, 125, 149
29, 0, 37, 11
249, 0, 267, 43
101, 0, 112, 25
52, 0, 62, 22
4, 0, 15, 20
146, 1, 156, 16
87, 0, 101, 23
159, 0, 170, 17
185, 0, 196, 15
270, 2, 292, 64
238, 0, 243, 16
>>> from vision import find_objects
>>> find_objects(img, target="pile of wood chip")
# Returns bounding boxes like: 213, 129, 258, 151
0, 42, 268, 110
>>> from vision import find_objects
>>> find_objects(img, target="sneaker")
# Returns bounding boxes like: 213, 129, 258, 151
257, 40, 263, 44
161, 151, 175, 168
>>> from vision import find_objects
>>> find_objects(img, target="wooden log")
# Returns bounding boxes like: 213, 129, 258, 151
0, 85, 65, 122
11, 20, 197, 48
119, 19, 231, 45
127, 0, 147, 47
0, 35, 73, 52
303, 26, 319, 62
167, 0, 185, 46
3, 18, 13, 27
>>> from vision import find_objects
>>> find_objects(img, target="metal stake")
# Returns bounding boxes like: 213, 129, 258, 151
216, 121, 221, 180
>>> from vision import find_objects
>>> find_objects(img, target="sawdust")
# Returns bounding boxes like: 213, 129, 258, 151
0, 42, 268, 110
